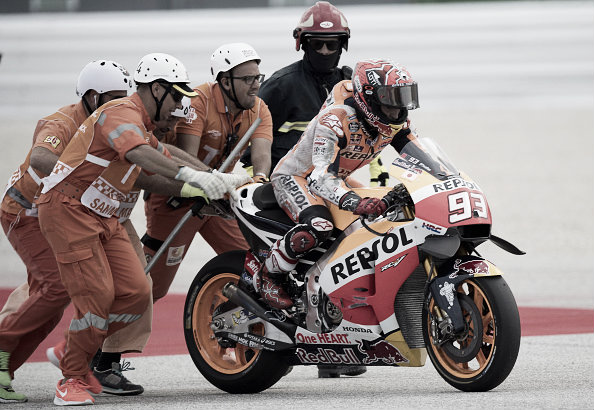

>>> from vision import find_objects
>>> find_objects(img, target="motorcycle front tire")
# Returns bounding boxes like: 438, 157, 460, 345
422, 275, 521, 392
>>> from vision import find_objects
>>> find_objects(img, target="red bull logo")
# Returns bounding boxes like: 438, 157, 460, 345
452, 259, 489, 276
357, 340, 408, 365
244, 252, 262, 277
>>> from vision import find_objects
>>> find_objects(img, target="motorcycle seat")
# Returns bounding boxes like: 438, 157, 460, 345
253, 183, 278, 210
251, 183, 294, 228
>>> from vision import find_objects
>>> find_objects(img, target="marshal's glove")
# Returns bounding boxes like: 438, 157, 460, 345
175, 166, 227, 200
211, 170, 252, 201
180, 183, 209, 202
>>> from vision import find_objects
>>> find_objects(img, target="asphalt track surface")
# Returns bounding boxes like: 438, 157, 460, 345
0, 1, 593, 408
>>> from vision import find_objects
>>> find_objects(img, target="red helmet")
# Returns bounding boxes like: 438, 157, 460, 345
352, 59, 419, 135
293, 1, 350, 51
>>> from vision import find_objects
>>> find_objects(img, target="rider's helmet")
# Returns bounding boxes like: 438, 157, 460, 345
210, 43, 261, 82
293, 1, 350, 51
352, 59, 419, 135
76, 60, 132, 97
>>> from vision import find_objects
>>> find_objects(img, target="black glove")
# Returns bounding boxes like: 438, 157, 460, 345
338, 191, 361, 212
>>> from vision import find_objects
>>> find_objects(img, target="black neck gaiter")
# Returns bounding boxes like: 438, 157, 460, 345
303, 43, 342, 74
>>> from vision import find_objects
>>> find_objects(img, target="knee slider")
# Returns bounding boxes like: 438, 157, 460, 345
299, 205, 334, 243
285, 224, 318, 258
283, 205, 334, 258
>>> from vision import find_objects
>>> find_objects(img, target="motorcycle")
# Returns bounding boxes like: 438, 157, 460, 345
183, 137, 523, 394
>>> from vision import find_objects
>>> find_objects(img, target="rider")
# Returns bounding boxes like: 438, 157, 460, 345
254, 59, 420, 309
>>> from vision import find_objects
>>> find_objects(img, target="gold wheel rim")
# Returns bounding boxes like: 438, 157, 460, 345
191, 273, 263, 374
428, 280, 495, 378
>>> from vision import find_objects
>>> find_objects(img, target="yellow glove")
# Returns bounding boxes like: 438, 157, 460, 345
369, 157, 389, 187
180, 183, 209, 203
244, 165, 254, 177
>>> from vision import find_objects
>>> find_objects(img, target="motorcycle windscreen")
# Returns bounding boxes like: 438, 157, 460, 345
394, 137, 459, 179
376, 83, 419, 109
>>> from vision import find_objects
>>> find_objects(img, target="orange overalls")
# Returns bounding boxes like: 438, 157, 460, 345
0, 103, 86, 375
36, 93, 159, 379
143, 82, 273, 301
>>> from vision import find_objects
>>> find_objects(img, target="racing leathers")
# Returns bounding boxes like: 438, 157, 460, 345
258, 80, 418, 309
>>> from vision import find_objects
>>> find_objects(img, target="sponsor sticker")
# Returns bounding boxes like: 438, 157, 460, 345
166, 245, 185, 266
348, 122, 360, 133
43, 135, 61, 149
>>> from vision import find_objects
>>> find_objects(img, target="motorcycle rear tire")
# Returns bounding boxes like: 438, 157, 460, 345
422, 275, 521, 392
183, 250, 290, 393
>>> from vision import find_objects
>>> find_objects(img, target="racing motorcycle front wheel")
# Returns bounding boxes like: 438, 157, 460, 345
183, 250, 290, 393
422, 275, 521, 392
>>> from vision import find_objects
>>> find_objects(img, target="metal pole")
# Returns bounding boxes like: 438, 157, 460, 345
144, 117, 262, 273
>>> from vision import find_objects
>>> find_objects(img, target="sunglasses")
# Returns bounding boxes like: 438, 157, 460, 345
157, 82, 184, 103
228, 74, 266, 86
308, 38, 341, 52
168, 87, 184, 103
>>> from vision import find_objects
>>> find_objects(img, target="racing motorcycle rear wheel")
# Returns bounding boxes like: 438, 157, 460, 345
184, 250, 290, 393
422, 275, 521, 392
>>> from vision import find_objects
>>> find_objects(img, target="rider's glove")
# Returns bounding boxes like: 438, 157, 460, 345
338, 191, 361, 212
353, 197, 388, 220
211, 170, 252, 201
175, 166, 226, 200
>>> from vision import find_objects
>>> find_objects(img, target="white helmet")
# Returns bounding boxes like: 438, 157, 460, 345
134, 53, 197, 97
210, 43, 261, 81
76, 60, 132, 97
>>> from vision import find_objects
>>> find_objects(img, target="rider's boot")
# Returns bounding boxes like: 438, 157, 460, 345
254, 239, 297, 309
256, 266, 293, 309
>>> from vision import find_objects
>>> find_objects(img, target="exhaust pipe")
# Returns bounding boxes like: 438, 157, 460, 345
222, 282, 297, 338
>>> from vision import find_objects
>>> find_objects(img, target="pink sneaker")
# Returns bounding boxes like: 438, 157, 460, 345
54, 378, 94, 406
46, 340, 66, 369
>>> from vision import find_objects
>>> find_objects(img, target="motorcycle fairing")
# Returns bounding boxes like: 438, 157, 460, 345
404, 174, 492, 229
317, 218, 429, 331
289, 322, 420, 367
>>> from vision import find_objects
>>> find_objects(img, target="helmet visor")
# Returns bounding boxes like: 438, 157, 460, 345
376, 83, 419, 109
